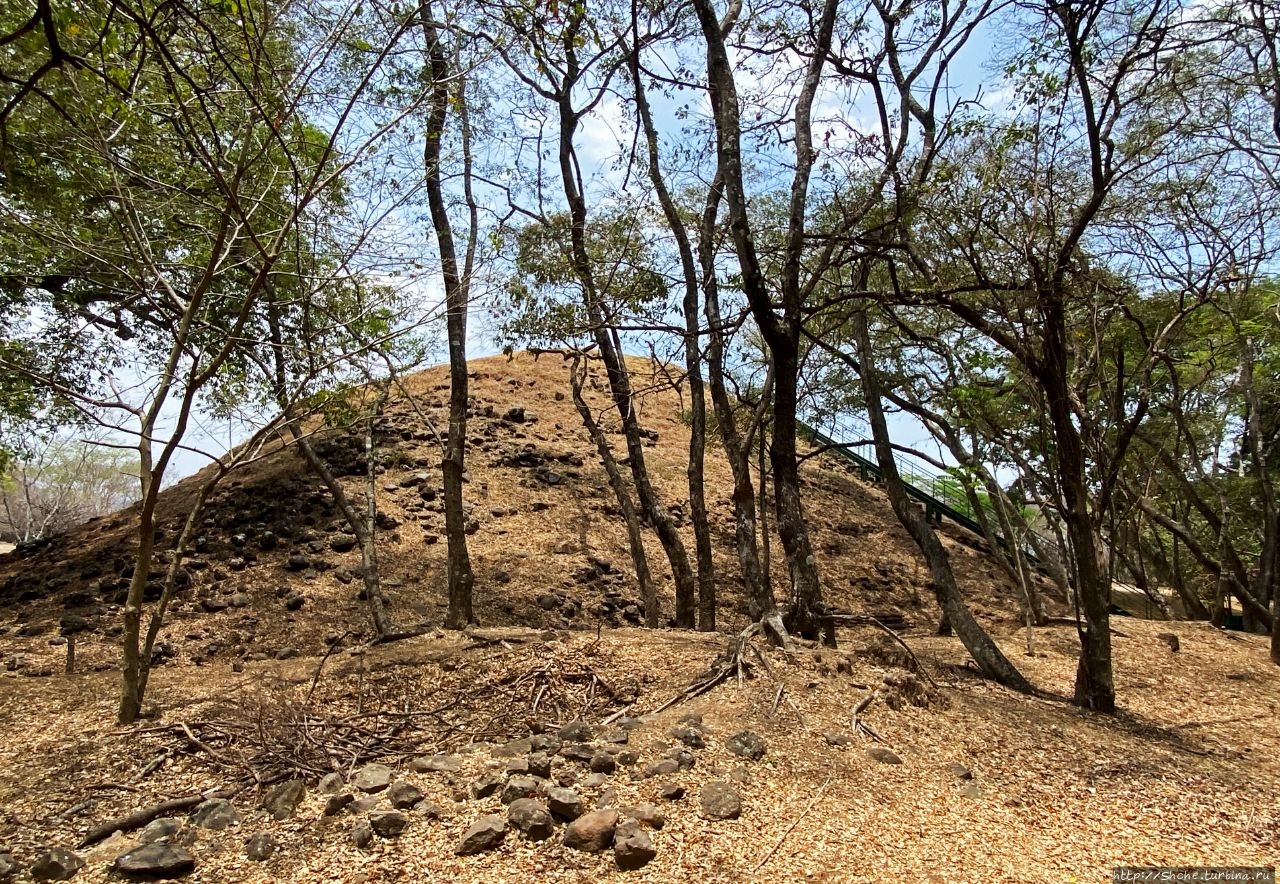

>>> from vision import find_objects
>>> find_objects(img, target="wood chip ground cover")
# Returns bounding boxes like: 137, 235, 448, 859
0, 621, 1275, 883
0, 355, 1274, 882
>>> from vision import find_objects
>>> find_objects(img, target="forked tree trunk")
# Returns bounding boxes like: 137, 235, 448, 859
626, 41, 717, 630
691, 0, 836, 644
551, 63, 698, 628
569, 352, 657, 626
853, 307, 1033, 693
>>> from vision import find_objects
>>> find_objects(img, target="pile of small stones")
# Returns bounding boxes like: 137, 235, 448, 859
0, 715, 768, 880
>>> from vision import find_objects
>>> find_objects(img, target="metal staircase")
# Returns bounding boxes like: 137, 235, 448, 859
797, 412, 1060, 569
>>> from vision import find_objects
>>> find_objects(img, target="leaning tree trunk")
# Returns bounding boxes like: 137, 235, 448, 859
570, 352, 658, 626
553, 82, 698, 628
853, 308, 1033, 693
138, 476, 219, 700
289, 422, 394, 640
627, 43, 716, 630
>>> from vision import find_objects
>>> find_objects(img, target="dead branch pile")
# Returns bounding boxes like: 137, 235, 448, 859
126, 643, 637, 790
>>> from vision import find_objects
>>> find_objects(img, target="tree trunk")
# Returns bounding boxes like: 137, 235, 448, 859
290, 423, 393, 639
626, 41, 716, 631
854, 307, 1033, 693
118, 486, 158, 724
1041, 297, 1114, 713
570, 352, 657, 626
771, 343, 829, 643
138, 476, 219, 701
700, 173, 775, 631
552, 70, 698, 628
691, 0, 834, 643
421, 5, 475, 629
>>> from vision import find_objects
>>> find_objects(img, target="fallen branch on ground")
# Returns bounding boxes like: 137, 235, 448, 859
754, 775, 833, 871
78, 789, 235, 848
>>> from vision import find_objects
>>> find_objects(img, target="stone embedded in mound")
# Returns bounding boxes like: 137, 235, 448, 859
456, 815, 507, 855
589, 751, 617, 774
492, 738, 533, 758
351, 822, 374, 849
113, 843, 196, 879
558, 743, 594, 763
507, 798, 555, 841
558, 719, 594, 743
139, 818, 183, 843
262, 778, 306, 820
388, 781, 424, 810
726, 731, 767, 761
866, 747, 903, 765
324, 793, 354, 816
613, 818, 657, 871
470, 772, 503, 799
669, 725, 705, 749
546, 787, 585, 821
563, 808, 619, 852
30, 847, 84, 881
527, 751, 553, 779
645, 759, 679, 778
352, 763, 394, 793
529, 734, 562, 753
666, 748, 697, 770
699, 781, 742, 820
410, 754, 462, 774
620, 803, 665, 830
318, 772, 345, 794
500, 775, 539, 805
369, 811, 409, 838
245, 832, 277, 862
190, 798, 240, 830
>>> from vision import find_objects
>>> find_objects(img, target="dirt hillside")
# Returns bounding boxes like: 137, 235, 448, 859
0, 352, 1274, 884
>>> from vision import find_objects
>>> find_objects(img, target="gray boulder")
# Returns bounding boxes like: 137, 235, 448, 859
30, 848, 84, 882
190, 798, 240, 830
388, 782, 424, 810
370, 811, 409, 838
507, 798, 554, 841
352, 763, 394, 793
245, 832, 276, 862
262, 779, 306, 820
138, 818, 183, 843
700, 781, 742, 820
613, 819, 657, 871
456, 815, 507, 855
546, 787, 585, 821
113, 843, 195, 879
726, 731, 767, 761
